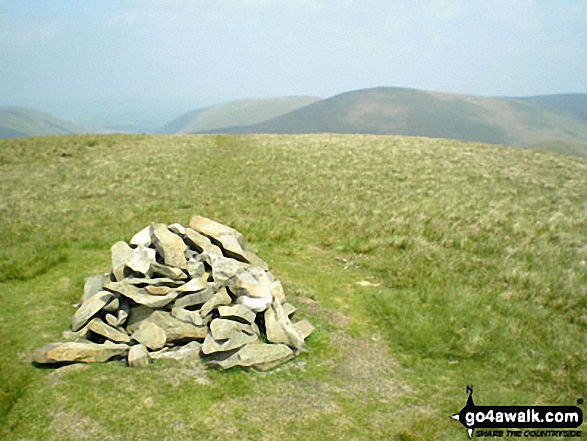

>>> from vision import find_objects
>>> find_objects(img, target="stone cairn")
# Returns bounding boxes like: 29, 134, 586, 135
33, 215, 313, 371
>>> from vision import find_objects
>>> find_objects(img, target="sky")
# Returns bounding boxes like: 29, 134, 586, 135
0, 0, 586, 114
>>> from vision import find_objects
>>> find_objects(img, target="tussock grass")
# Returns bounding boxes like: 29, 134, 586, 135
1, 134, 586, 439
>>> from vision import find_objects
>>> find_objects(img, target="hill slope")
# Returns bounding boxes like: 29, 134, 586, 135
202, 87, 587, 147
159, 96, 320, 134
1, 134, 585, 439
515, 93, 587, 124
0, 107, 111, 138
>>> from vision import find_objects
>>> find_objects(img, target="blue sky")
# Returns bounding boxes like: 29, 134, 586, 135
0, 0, 586, 109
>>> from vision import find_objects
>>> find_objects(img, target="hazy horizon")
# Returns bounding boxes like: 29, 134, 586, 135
1, 0, 586, 128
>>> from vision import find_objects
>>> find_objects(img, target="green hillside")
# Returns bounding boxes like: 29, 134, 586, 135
1, 134, 586, 440
0, 107, 111, 139
159, 96, 320, 134
204, 88, 587, 148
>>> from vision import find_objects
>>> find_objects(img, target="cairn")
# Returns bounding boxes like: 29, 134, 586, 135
33, 215, 313, 370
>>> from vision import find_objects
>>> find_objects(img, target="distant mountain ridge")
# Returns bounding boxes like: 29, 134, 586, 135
0, 107, 111, 138
159, 96, 320, 134
197, 88, 587, 150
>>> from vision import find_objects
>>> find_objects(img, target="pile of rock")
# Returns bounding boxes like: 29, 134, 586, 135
33, 215, 313, 371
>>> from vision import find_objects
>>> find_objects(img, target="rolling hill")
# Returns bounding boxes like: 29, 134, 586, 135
197, 87, 587, 149
0, 107, 111, 139
159, 96, 320, 134
515, 93, 587, 124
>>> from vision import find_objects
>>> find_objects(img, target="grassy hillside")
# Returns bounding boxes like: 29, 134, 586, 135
0, 107, 111, 139
1, 134, 586, 440
159, 96, 320, 134
516, 93, 587, 124
205, 87, 587, 148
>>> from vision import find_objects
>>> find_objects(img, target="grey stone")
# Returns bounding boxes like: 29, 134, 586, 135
189, 215, 248, 261
236, 295, 271, 313
201, 329, 258, 355
129, 225, 152, 247
72, 291, 114, 331
105, 313, 119, 327
151, 223, 187, 269
147, 262, 187, 280
132, 322, 166, 350
144, 285, 171, 296
282, 303, 296, 317
217, 304, 256, 324
270, 279, 286, 303
81, 274, 107, 303
168, 223, 186, 236
207, 343, 294, 371
104, 281, 179, 309
232, 267, 273, 299
184, 228, 213, 253
111, 241, 134, 272
127, 244, 157, 274
176, 274, 209, 293
209, 318, 259, 341
199, 288, 232, 317
187, 259, 206, 279
173, 288, 215, 309
103, 297, 120, 312
127, 308, 207, 342
272, 297, 305, 352
149, 341, 201, 362
32, 341, 129, 364
293, 319, 315, 340
128, 344, 150, 367
171, 307, 210, 327
209, 254, 243, 284
88, 318, 130, 343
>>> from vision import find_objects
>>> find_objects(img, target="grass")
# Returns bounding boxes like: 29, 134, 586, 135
0, 133, 586, 440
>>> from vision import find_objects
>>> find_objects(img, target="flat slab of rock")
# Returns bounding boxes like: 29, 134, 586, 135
201, 329, 258, 355
132, 322, 166, 350
128, 344, 150, 367
33, 342, 129, 364
200, 288, 232, 317
104, 281, 178, 309
127, 309, 207, 343
189, 215, 248, 261
208, 343, 294, 371
209, 318, 259, 341
151, 223, 187, 269
174, 288, 215, 309
88, 318, 130, 343
72, 291, 114, 331
217, 304, 256, 324
147, 262, 187, 280
149, 341, 201, 362
81, 274, 107, 303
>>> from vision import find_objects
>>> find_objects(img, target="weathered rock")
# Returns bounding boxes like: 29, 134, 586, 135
282, 303, 296, 317
105, 313, 119, 327
132, 322, 166, 350
88, 318, 130, 343
270, 279, 286, 303
33, 341, 129, 364
201, 329, 258, 355
207, 343, 294, 371
209, 318, 259, 341
209, 254, 243, 284
151, 223, 187, 269
173, 288, 215, 309
104, 281, 179, 309
103, 297, 120, 312
236, 295, 272, 313
217, 304, 256, 324
189, 215, 248, 261
168, 223, 186, 236
176, 274, 209, 293
129, 225, 152, 247
184, 228, 213, 253
128, 344, 150, 367
149, 341, 201, 362
171, 307, 211, 327
200, 288, 232, 317
127, 244, 157, 274
81, 274, 107, 303
147, 262, 187, 280
231, 267, 273, 299
293, 319, 315, 340
111, 241, 134, 272
272, 297, 305, 352
186, 259, 206, 279
72, 291, 114, 331
127, 309, 207, 342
